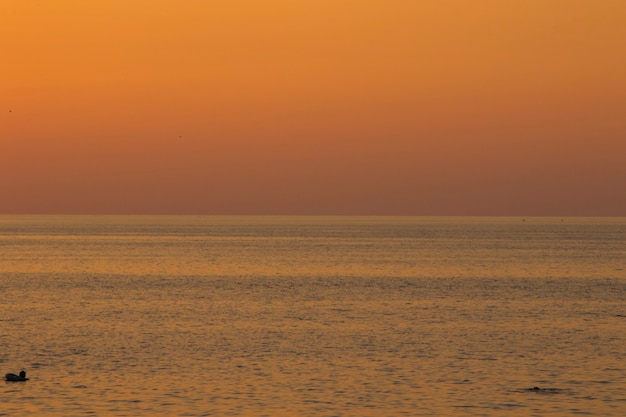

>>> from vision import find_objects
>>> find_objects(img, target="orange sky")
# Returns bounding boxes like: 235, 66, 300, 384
1, 0, 625, 215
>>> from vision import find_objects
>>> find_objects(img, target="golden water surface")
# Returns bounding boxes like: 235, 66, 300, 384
1, 216, 625, 416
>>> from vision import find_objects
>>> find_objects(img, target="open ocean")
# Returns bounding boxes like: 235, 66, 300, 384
1, 215, 625, 416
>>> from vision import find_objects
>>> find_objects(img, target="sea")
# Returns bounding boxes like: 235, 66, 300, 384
1, 215, 625, 416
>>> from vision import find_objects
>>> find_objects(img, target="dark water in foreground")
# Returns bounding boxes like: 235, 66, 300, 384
1, 216, 625, 416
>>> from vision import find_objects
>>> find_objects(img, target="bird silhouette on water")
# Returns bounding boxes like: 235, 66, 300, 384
5, 371, 29, 381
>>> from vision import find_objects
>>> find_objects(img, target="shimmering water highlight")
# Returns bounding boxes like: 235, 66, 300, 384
1, 216, 625, 416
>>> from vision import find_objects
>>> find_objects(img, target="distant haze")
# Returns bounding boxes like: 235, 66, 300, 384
2, 1, 625, 215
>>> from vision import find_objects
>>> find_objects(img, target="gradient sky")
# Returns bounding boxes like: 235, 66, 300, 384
2, 0, 625, 215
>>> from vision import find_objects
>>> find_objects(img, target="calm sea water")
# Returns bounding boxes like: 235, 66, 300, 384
1, 216, 625, 416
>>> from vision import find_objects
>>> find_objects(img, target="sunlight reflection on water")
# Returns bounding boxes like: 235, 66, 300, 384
1, 216, 625, 416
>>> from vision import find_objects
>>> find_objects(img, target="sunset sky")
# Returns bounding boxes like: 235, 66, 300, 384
1, 0, 625, 215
